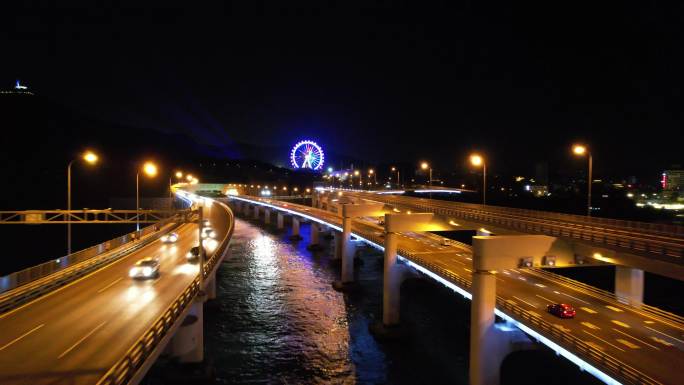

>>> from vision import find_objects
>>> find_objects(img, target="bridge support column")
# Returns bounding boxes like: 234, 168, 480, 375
333, 216, 354, 290
383, 232, 401, 326
264, 208, 271, 224
243, 203, 250, 216
253, 205, 260, 220
470, 270, 497, 385
277, 212, 284, 229
332, 231, 342, 260
615, 266, 644, 306
290, 217, 302, 240
307, 222, 322, 250
170, 294, 205, 363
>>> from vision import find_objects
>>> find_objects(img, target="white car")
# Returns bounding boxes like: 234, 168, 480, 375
129, 258, 160, 279
160, 232, 179, 243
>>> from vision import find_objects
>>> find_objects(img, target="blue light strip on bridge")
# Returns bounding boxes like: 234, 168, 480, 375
225, 195, 622, 385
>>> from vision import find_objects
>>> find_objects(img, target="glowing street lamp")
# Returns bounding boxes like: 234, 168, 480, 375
186, 174, 194, 182
175, 171, 183, 179
67, 150, 99, 255
136, 161, 158, 231
470, 154, 486, 206
572, 144, 593, 216
420, 162, 432, 187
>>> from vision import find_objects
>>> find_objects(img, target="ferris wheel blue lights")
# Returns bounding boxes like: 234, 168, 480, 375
290, 140, 325, 170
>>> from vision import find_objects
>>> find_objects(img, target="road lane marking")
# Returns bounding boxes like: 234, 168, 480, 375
0, 324, 45, 351
512, 296, 537, 308
650, 336, 674, 347
605, 305, 624, 313
644, 326, 684, 344
58, 321, 107, 359
535, 294, 554, 304
534, 283, 546, 288
616, 339, 640, 349
580, 307, 597, 314
463, 268, 472, 273
553, 324, 571, 333
581, 322, 600, 330
611, 328, 660, 350
97, 277, 123, 293
506, 299, 518, 306
644, 320, 655, 324
611, 320, 631, 328
583, 330, 625, 352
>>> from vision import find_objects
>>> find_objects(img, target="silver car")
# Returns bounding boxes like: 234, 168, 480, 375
129, 258, 160, 279
160, 232, 179, 243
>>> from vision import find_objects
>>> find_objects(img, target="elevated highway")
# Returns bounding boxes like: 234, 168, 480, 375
231, 194, 684, 385
0, 193, 234, 385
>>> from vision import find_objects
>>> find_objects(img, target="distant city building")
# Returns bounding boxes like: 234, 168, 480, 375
662, 169, 684, 191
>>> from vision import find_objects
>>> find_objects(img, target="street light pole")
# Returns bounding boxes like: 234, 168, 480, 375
572, 144, 592, 217
469, 154, 486, 206
136, 172, 140, 231
66, 151, 98, 255
67, 160, 74, 255
587, 154, 593, 217
482, 161, 487, 206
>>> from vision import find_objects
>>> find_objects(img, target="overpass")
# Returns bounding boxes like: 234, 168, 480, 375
229, 192, 684, 385
0, 191, 234, 385
329, 190, 684, 304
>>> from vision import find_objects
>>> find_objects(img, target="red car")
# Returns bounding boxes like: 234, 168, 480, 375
547, 303, 576, 318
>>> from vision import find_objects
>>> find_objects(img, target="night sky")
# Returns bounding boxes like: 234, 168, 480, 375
4, 2, 684, 177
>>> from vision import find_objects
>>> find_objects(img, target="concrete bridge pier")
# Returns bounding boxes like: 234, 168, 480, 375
170, 293, 206, 363
382, 231, 401, 326
333, 216, 354, 291
307, 222, 323, 250
469, 235, 553, 385
253, 205, 260, 220
264, 208, 271, 224
277, 212, 284, 229
242, 203, 250, 216
615, 266, 644, 306
290, 217, 302, 240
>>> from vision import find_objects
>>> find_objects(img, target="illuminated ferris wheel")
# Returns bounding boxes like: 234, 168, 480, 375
290, 140, 325, 170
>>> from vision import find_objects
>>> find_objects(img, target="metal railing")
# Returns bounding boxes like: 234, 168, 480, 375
96, 200, 235, 385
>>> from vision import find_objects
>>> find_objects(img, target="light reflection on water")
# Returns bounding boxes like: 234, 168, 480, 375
208, 220, 355, 384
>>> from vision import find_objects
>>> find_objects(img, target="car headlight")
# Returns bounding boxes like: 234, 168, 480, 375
161, 235, 168, 242
142, 267, 153, 276
129, 268, 138, 277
